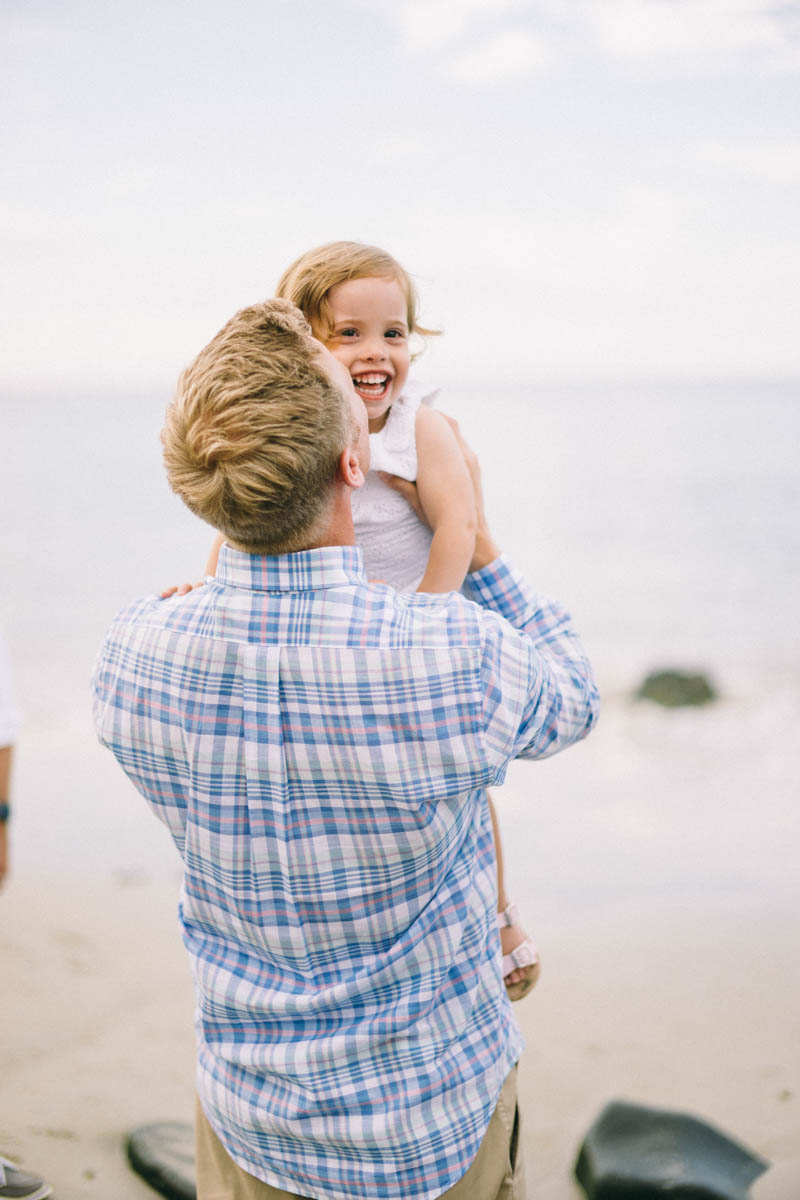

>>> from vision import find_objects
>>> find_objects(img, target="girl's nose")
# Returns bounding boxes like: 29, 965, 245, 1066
363, 338, 387, 361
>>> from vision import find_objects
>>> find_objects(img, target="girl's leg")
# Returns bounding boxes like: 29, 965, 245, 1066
488, 791, 540, 999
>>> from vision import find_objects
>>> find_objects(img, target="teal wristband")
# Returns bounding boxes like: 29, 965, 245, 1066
0, 802, 10, 824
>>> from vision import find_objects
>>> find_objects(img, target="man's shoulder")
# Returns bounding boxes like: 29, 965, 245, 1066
101, 588, 214, 653
105, 590, 182, 632
114, 590, 163, 619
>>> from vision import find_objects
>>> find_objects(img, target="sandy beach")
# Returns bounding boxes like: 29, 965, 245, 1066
2, 690, 798, 1199
2, 874, 797, 1199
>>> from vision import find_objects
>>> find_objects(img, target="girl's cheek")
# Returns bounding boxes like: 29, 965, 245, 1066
325, 343, 350, 365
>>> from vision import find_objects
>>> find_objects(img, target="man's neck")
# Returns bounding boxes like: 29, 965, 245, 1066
226, 482, 358, 559
228, 487, 356, 557
305, 484, 357, 551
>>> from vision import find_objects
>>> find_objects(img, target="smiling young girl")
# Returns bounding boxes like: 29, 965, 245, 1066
278, 244, 477, 594
274, 242, 540, 1000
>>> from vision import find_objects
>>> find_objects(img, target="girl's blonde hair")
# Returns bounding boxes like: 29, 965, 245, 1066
275, 241, 440, 349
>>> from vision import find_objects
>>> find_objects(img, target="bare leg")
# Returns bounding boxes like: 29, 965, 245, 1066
488, 790, 540, 998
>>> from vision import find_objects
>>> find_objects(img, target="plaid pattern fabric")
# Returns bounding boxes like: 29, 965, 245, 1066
93, 545, 598, 1200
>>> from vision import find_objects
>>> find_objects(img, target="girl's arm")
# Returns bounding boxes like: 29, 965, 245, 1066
206, 532, 225, 577
413, 407, 477, 593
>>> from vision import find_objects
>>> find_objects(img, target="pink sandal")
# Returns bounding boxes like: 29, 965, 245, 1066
498, 903, 540, 1001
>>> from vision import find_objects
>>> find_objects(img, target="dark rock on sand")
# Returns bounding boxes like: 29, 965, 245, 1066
127, 1122, 195, 1200
635, 669, 717, 707
575, 1100, 768, 1199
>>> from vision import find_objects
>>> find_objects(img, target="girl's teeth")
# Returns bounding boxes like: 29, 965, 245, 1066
354, 375, 389, 398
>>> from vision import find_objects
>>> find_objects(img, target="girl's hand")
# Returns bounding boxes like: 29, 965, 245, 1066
160, 534, 222, 598
160, 580, 205, 599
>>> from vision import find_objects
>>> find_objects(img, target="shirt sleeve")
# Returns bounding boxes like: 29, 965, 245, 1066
462, 555, 599, 768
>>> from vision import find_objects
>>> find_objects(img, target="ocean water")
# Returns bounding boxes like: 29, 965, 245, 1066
1, 378, 799, 900
461, 378, 800, 691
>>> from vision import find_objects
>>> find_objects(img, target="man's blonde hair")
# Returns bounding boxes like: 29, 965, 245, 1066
162, 299, 350, 555
275, 241, 440, 347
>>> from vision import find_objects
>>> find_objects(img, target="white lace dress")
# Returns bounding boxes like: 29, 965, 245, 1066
351, 379, 439, 592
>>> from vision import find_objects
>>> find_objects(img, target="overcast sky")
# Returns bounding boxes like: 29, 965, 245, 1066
3, 0, 799, 387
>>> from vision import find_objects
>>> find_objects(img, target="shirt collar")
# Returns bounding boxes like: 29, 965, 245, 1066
216, 542, 366, 593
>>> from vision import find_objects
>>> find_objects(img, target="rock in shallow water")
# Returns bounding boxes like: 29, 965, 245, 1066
574, 1100, 768, 1200
635, 669, 717, 707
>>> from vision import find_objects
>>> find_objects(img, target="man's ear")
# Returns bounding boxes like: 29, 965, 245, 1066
338, 446, 365, 491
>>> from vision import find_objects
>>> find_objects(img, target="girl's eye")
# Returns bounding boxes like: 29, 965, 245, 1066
338, 328, 358, 339
385, 329, 406, 340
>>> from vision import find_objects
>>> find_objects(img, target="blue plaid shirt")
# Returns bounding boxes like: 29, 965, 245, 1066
93, 544, 597, 1200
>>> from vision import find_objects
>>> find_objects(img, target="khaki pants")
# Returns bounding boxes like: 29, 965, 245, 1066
195, 1067, 526, 1200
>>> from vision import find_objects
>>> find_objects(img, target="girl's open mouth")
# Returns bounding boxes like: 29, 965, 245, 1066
352, 373, 391, 402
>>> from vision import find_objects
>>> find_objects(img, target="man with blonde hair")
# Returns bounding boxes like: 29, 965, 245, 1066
161, 298, 364, 555
94, 297, 598, 1200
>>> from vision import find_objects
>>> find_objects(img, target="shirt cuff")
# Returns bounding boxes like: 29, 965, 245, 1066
461, 554, 536, 624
